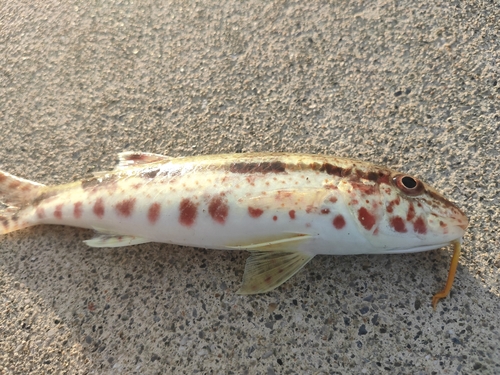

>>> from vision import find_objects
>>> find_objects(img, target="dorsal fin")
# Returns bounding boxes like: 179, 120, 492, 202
115, 152, 172, 170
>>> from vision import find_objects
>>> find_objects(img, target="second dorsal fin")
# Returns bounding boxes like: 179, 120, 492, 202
115, 152, 172, 169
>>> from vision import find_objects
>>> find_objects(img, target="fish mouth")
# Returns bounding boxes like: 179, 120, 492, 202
429, 204, 468, 237
446, 217, 468, 233
457, 219, 468, 231
452, 206, 469, 231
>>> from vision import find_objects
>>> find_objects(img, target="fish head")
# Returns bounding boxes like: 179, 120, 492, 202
339, 167, 468, 253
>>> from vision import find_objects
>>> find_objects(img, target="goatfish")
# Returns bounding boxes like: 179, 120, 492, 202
0, 152, 468, 308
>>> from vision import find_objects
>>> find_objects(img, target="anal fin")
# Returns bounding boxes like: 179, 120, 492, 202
84, 229, 150, 248
237, 251, 314, 294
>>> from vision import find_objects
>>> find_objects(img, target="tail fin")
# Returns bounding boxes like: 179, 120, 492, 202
0, 170, 45, 234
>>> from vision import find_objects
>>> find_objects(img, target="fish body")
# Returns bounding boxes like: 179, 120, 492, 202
0, 152, 468, 302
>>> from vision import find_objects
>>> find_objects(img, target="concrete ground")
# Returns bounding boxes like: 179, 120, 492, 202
0, 1, 499, 374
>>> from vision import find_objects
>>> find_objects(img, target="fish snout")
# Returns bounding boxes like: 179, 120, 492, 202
446, 206, 468, 236
456, 213, 469, 232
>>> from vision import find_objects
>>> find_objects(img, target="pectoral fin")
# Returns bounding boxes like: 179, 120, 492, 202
228, 232, 315, 294
226, 233, 313, 252
237, 251, 314, 294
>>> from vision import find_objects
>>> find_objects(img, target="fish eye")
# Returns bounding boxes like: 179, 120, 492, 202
401, 176, 417, 189
393, 174, 424, 196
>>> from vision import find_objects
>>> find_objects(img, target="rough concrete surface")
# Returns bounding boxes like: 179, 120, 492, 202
0, 1, 499, 374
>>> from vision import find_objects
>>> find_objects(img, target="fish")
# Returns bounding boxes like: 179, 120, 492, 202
0, 152, 468, 308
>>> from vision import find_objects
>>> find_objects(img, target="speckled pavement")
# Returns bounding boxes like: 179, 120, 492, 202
1, 1, 499, 374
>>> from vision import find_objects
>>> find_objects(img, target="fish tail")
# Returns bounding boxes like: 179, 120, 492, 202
0, 170, 46, 234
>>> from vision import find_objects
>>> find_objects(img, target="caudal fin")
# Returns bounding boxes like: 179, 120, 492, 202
0, 170, 45, 234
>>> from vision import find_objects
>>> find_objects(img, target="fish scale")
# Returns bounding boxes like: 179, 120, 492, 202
0, 152, 468, 307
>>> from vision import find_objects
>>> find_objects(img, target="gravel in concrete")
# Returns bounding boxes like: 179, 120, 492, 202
1, 1, 499, 374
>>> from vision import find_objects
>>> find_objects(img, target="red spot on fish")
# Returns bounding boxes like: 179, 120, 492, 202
329, 196, 338, 203
209, 195, 229, 224
248, 207, 264, 218
414, 217, 427, 234
246, 176, 256, 186
439, 221, 447, 228
273, 215, 278, 221
9, 181, 20, 189
358, 207, 376, 231
148, 203, 161, 224
54, 204, 63, 219
36, 207, 45, 219
390, 216, 407, 233
407, 202, 416, 221
93, 198, 105, 218
289, 210, 296, 219
333, 215, 346, 229
321, 208, 330, 214
1, 217, 9, 229
378, 174, 391, 185
386, 197, 401, 213
115, 198, 136, 217
354, 183, 376, 195
0, 174, 6, 183
74, 202, 83, 218
265, 276, 273, 284
277, 191, 293, 200
306, 205, 314, 214
356, 169, 391, 185
179, 198, 197, 226
105, 182, 118, 194
318, 163, 351, 177
325, 184, 338, 190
